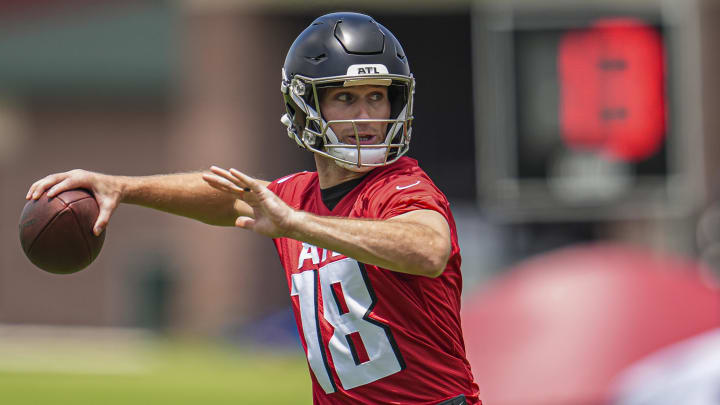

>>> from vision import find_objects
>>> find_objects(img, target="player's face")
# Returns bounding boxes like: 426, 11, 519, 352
319, 85, 390, 145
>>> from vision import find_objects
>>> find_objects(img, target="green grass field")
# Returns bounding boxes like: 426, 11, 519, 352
0, 337, 312, 405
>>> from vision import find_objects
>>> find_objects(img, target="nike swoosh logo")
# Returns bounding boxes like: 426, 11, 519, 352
396, 181, 420, 190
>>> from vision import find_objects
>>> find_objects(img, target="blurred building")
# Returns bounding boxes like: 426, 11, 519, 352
0, 1, 301, 335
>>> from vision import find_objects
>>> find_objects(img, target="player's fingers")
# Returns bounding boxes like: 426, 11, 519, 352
46, 178, 75, 198
229, 168, 260, 192
209, 166, 249, 191
202, 172, 245, 195
26, 176, 51, 198
209, 165, 233, 180
28, 174, 64, 200
26, 184, 37, 200
235, 216, 255, 230
93, 200, 117, 236
25, 180, 40, 199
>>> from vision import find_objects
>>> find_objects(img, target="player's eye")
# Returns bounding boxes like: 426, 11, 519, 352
368, 92, 385, 102
336, 92, 354, 103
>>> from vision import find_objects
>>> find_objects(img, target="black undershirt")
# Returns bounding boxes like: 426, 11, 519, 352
320, 175, 367, 211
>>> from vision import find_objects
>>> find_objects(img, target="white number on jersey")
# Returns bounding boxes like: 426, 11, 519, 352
290, 258, 404, 393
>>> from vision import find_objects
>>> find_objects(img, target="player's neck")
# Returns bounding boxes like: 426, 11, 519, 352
314, 154, 369, 190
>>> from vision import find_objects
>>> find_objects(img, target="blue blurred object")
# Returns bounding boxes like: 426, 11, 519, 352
231, 307, 301, 349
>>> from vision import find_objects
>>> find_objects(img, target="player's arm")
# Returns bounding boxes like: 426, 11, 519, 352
118, 170, 265, 226
289, 209, 451, 278
204, 167, 451, 278
26, 168, 262, 235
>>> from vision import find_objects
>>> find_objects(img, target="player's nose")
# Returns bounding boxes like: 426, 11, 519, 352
354, 101, 372, 119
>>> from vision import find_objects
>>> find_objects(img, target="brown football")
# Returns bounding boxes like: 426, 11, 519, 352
19, 189, 106, 274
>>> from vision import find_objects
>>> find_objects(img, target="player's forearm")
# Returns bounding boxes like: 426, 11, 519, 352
286, 212, 450, 277
118, 172, 247, 226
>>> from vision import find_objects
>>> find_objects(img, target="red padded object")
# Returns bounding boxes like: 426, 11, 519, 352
19, 189, 105, 274
462, 244, 720, 405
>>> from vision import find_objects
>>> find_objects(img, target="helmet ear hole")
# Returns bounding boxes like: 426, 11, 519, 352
284, 101, 303, 131
285, 102, 296, 118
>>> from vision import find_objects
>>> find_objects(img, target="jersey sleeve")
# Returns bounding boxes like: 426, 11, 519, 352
366, 175, 452, 222
266, 171, 312, 209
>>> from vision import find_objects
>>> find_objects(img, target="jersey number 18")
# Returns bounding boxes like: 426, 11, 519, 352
291, 258, 405, 393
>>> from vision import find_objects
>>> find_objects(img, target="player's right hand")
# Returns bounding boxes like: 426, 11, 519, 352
25, 169, 122, 236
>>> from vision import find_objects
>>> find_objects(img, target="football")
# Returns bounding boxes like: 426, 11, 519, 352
19, 189, 106, 274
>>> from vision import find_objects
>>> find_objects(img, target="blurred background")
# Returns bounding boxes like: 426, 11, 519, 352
1, 0, 719, 404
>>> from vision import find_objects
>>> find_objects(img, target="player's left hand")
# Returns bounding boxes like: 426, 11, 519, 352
202, 166, 299, 238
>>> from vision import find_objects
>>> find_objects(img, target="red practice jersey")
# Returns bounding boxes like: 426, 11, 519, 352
268, 157, 480, 404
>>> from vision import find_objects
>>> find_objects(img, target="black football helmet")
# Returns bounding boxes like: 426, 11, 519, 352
281, 12, 415, 171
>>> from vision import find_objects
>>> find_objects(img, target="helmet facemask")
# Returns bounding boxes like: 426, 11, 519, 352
282, 69, 415, 172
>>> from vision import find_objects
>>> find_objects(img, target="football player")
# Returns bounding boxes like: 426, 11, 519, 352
26, 12, 480, 404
